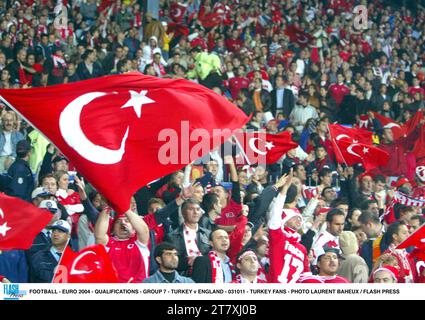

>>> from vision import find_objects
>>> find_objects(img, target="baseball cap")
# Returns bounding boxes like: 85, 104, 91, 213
31, 187, 53, 200
48, 220, 71, 234
16, 140, 31, 154
39, 199, 58, 212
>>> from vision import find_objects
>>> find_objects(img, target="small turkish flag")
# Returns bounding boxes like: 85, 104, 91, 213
284, 25, 314, 48
169, 2, 187, 23
397, 224, 425, 250
53, 245, 119, 283
0, 72, 248, 213
234, 131, 298, 164
329, 124, 389, 170
0, 193, 52, 250
372, 112, 406, 140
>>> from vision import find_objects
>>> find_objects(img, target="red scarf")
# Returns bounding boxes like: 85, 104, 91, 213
52, 54, 67, 69
18, 66, 29, 86
209, 251, 235, 283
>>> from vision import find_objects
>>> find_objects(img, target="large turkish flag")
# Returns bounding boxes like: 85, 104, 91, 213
0, 72, 248, 213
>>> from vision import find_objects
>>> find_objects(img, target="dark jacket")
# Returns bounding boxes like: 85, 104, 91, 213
270, 88, 295, 118
165, 224, 211, 275
26, 232, 51, 263
5, 158, 34, 202
0, 250, 28, 283
77, 61, 104, 80
251, 89, 272, 112
29, 249, 58, 283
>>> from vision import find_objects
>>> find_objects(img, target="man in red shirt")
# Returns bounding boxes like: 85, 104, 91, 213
328, 73, 350, 106
268, 171, 311, 283
225, 29, 243, 53
228, 66, 250, 100
316, 246, 351, 283
95, 207, 150, 283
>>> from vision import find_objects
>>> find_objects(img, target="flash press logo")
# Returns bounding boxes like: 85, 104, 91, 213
3, 284, 27, 300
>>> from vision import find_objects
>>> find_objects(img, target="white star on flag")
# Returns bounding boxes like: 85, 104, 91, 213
363, 147, 369, 154
0, 222, 11, 237
121, 90, 155, 118
265, 141, 274, 150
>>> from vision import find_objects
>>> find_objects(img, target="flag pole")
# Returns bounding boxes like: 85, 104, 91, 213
232, 134, 251, 166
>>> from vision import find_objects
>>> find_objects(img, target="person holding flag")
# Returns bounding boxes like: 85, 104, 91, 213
95, 206, 150, 283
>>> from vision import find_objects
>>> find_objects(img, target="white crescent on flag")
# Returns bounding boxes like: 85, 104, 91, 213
59, 92, 130, 165
70, 251, 97, 275
347, 143, 362, 158
249, 138, 267, 155
336, 134, 351, 141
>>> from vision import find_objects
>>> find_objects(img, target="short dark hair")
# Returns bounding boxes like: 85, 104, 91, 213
319, 167, 332, 179
360, 199, 378, 211
326, 208, 345, 223
358, 210, 380, 225
411, 215, 425, 225
154, 242, 178, 258
209, 228, 226, 241
284, 184, 298, 204
330, 198, 349, 208
201, 193, 219, 213
374, 174, 386, 184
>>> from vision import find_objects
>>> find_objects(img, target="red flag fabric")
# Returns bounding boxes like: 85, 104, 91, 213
0, 72, 248, 213
397, 224, 425, 250
0, 193, 52, 250
284, 25, 314, 48
328, 124, 389, 170
373, 112, 406, 140
169, 1, 187, 23
234, 131, 298, 164
53, 245, 119, 283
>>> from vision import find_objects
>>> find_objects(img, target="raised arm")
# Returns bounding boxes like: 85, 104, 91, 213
267, 170, 293, 230
94, 207, 111, 245
125, 209, 150, 246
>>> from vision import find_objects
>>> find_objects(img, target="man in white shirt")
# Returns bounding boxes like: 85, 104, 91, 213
0, 111, 24, 173
289, 92, 319, 132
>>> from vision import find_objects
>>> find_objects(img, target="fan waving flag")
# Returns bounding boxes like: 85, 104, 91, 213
234, 131, 298, 164
0, 72, 249, 213
328, 124, 389, 171
53, 245, 119, 283
0, 193, 52, 250
373, 112, 406, 140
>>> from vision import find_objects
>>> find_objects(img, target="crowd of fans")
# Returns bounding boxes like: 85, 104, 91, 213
0, 0, 425, 284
